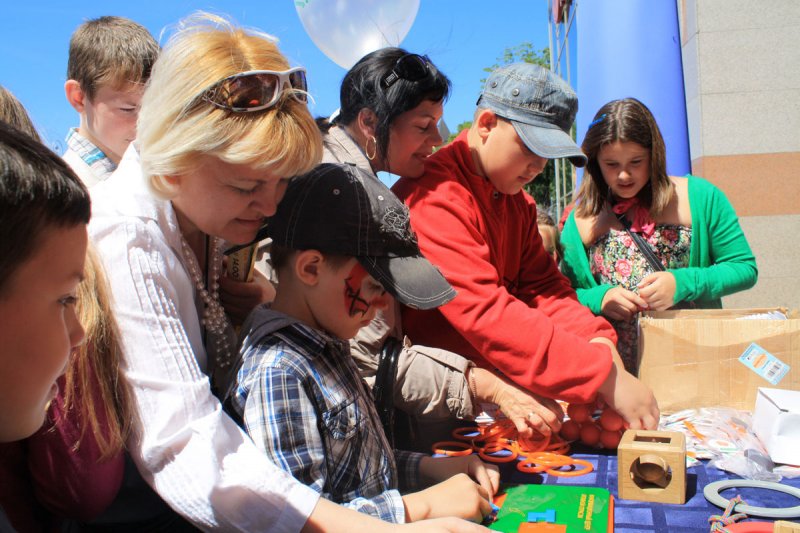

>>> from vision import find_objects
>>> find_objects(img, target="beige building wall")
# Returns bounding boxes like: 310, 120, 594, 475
679, 0, 800, 310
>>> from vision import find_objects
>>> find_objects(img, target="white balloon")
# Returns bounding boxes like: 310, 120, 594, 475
295, 0, 421, 69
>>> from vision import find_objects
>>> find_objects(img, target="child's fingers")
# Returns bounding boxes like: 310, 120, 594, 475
637, 273, 657, 288
470, 460, 499, 497
474, 485, 493, 520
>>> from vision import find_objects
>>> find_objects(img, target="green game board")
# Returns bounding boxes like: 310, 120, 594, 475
489, 484, 613, 532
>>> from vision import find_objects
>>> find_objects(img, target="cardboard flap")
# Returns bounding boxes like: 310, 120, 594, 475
637, 308, 799, 412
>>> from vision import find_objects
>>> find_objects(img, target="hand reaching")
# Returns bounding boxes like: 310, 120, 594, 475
637, 272, 677, 311
419, 455, 499, 498
402, 473, 493, 523
218, 267, 275, 325
597, 362, 659, 430
395, 518, 491, 532
600, 286, 648, 321
490, 373, 563, 438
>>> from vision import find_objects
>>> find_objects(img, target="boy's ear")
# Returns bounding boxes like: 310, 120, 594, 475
295, 250, 323, 287
475, 109, 499, 140
355, 108, 378, 138
64, 80, 86, 113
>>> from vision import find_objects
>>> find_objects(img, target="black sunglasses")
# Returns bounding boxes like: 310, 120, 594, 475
199, 67, 308, 112
380, 54, 431, 89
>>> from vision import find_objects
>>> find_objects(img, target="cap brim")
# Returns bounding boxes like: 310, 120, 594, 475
511, 121, 587, 167
359, 255, 456, 310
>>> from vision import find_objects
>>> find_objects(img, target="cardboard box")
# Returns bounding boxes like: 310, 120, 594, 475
753, 387, 800, 465
637, 308, 799, 413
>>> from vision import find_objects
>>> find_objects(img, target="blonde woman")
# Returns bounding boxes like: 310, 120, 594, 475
89, 13, 486, 533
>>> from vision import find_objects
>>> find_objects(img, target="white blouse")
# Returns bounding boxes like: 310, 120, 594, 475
89, 145, 319, 531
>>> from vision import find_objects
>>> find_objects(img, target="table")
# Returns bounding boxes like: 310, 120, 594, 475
496, 446, 800, 532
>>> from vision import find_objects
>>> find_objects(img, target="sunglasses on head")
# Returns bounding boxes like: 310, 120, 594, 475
380, 54, 431, 89
200, 67, 308, 112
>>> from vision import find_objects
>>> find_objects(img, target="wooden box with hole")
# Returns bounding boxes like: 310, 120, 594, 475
617, 429, 686, 504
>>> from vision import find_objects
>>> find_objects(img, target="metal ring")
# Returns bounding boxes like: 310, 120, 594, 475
703, 480, 800, 519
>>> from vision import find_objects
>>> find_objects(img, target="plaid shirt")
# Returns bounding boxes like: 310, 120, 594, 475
64, 128, 117, 181
227, 310, 423, 523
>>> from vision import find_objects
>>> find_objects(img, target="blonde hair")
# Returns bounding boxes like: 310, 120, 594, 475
63, 245, 132, 460
67, 16, 159, 100
137, 13, 322, 197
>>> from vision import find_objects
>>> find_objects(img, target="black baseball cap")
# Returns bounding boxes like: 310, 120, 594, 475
266, 163, 456, 310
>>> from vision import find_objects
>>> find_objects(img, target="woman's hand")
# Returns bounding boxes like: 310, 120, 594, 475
471, 368, 563, 439
218, 268, 275, 326
637, 272, 677, 311
600, 286, 648, 321
419, 455, 499, 498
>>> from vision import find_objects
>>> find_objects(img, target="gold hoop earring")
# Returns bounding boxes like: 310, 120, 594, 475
365, 136, 377, 161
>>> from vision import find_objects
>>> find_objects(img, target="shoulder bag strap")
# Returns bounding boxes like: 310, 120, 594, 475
373, 336, 403, 447
615, 212, 665, 272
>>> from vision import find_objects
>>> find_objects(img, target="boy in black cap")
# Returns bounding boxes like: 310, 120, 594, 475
393, 63, 660, 431
225, 163, 498, 524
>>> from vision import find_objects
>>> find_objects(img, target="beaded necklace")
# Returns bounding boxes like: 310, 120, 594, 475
179, 234, 234, 370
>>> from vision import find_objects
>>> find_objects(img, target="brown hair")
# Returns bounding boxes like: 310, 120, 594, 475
537, 210, 563, 264
62, 246, 133, 459
0, 85, 41, 142
0, 122, 90, 297
575, 98, 672, 218
270, 244, 350, 282
67, 16, 159, 100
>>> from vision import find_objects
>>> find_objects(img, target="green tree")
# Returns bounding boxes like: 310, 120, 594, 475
480, 43, 572, 216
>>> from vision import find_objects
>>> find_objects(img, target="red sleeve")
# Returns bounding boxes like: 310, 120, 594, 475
395, 169, 614, 404
26, 370, 125, 522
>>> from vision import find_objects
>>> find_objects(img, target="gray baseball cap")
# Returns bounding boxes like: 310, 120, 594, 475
477, 62, 587, 167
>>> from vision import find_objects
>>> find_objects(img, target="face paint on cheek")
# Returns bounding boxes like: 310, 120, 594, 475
343, 263, 371, 317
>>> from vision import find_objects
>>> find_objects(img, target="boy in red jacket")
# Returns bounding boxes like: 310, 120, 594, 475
392, 63, 659, 430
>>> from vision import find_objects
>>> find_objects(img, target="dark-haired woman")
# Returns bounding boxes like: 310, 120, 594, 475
318, 48, 564, 447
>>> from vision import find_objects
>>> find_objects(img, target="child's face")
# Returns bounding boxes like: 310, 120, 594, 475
0, 224, 87, 442
314, 258, 391, 340
384, 99, 444, 178
169, 155, 289, 245
81, 82, 144, 164
597, 141, 651, 200
480, 119, 548, 195
538, 225, 559, 264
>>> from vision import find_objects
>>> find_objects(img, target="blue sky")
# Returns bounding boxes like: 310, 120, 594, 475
0, 1, 566, 157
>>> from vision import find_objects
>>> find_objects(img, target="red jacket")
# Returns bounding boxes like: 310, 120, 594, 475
392, 131, 615, 403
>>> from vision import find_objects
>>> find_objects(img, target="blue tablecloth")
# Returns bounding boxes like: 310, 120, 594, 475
497, 447, 800, 532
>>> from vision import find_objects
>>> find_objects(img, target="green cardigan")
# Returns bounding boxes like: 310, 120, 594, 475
560, 175, 758, 314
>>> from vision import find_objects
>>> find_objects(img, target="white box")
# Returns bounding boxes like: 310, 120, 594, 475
753, 387, 800, 465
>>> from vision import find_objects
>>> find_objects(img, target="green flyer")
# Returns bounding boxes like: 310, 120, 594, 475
489, 484, 613, 532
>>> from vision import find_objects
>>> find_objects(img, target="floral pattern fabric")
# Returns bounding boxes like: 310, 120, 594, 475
588, 224, 692, 374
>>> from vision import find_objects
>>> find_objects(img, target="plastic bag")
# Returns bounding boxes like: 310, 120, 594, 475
660, 407, 782, 482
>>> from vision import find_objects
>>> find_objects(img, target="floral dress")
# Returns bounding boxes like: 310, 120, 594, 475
588, 224, 692, 374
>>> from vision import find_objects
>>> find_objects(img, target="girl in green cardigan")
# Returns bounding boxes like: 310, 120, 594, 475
560, 98, 757, 373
